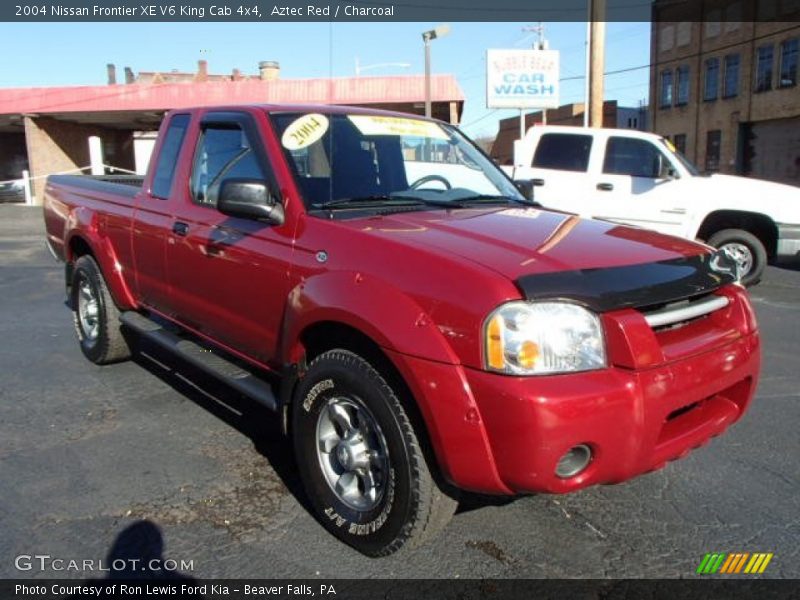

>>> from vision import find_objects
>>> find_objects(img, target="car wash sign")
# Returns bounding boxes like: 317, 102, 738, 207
486, 49, 560, 109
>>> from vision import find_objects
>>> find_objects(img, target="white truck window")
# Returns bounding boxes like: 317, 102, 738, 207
603, 137, 667, 179
532, 133, 593, 172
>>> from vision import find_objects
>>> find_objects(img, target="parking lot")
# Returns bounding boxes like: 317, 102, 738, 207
1, 204, 798, 579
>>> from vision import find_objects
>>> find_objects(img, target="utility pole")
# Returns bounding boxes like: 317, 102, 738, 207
588, 0, 606, 128
520, 23, 549, 136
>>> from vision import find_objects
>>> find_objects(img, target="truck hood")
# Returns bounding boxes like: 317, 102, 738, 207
344, 206, 708, 282
699, 174, 800, 223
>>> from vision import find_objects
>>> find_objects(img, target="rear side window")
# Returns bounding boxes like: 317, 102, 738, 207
532, 133, 593, 172
190, 125, 266, 207
151, 114, 190, 199
603, 137, 665, 178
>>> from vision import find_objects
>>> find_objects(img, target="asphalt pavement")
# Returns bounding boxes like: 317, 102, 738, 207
1, 205, 798, 579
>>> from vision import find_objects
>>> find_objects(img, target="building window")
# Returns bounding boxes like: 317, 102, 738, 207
724, 54, 740, 98
704, 57, 720, 101
755, 44, 774, 92
676, 65, 690, 105
780, 38, 798, 88
673, 134, 687, 156
660, 70, 673, 108
705, 130, 721, 173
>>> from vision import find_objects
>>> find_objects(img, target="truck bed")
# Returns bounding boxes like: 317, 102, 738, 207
47, 174, 144, 198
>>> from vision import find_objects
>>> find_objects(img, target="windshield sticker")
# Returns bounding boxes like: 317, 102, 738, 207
347, 115, 449, 140
281, 114, 329, 150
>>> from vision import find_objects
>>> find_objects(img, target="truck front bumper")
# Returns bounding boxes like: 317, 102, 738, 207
777, 223, 800, 259
462, 332, 759, 494
387, 291, 760, 496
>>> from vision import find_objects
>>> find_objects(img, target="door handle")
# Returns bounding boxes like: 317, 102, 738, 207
597, 183, 614, 191
532, 178, 546, 187
172, 222, 189, 236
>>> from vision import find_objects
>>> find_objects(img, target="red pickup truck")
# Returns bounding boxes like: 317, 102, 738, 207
43, 105, 760, 557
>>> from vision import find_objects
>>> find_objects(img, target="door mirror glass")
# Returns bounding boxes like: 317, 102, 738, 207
217, 179, 284, 225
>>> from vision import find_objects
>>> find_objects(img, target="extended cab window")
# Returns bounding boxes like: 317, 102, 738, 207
532, 133, 593, 172
603, 137, 667, 179
151, 114, 189, 199
191, 125, 266, 207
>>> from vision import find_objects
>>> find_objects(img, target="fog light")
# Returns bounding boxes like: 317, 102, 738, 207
555, 444, 592, 479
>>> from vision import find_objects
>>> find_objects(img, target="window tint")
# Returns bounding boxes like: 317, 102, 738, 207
756, 44, 774, 92
603, 137, 666, 179
676, 65, 690, 105
704, 57, 720, 101
660, 70, 673, 108
724, 54, 740, 98
190, 126, 266, 207
151, 114, 189, 199
532, 133, 593, 172
780, 38, 798, 87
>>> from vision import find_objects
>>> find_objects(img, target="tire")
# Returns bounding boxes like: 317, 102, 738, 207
70, 255, 131, 364
708, 229, 767, 287
292, 349, 456, 557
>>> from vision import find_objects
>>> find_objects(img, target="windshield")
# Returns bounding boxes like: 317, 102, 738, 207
270, 112, 525, 210
660, 138, 700, 176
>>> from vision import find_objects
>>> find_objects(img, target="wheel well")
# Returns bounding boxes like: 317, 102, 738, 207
697, 210, 778, 257
65, 236, 95, 295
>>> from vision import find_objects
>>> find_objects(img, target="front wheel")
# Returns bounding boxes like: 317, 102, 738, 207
292, 349, 456, 556
70, 255, 131, 364
707, 229, 767, 286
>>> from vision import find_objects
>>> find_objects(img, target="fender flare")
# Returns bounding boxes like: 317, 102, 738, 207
64, 207, 137, 310
279, 270, 459, 366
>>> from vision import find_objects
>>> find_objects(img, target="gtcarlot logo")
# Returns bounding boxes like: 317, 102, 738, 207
696, 552, 774, 575
14, 554, 194, 573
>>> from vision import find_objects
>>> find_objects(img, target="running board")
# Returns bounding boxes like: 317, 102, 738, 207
120, 311, 278, 411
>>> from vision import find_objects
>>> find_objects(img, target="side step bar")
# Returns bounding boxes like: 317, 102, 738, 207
120, 311, 278, 411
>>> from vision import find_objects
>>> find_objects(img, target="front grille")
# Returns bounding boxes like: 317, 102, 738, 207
639, 293, 730, 331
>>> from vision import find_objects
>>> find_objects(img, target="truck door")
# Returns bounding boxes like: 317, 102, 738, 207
520, 132, 595, 213
132, 113, 191, 311
166, 110, 293, 365
590, 136, 690, 237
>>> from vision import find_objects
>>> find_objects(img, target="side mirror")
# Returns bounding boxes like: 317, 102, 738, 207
514, 179, 535, 202
217, 179, 284, 225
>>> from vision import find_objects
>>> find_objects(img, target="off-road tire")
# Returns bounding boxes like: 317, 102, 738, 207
70, 255, 131, 364
292, 349, 457, 557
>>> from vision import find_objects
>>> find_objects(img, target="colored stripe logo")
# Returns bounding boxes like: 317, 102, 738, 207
697, 553, 773, 574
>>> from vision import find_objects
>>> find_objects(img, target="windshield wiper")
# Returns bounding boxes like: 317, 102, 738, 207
314, 195, 423, 210
445, 194, 538, 207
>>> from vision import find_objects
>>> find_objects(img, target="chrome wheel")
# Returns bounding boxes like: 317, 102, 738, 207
77, 276, 100, 342
316, 396, 390, 511
720, 242, 753, 277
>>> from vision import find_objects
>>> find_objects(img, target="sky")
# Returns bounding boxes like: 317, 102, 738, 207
0, 21, 651, 138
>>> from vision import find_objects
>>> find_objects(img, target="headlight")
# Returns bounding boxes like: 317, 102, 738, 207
484, 301, 606, 375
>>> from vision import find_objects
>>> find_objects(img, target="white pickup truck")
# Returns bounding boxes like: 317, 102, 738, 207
504, 125, 800, 285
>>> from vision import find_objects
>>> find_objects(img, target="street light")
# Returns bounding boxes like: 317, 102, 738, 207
422, 24, 450, 118
355, 58, 411, 76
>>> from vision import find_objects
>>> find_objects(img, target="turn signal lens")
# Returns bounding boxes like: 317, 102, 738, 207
486, 314, 505, 370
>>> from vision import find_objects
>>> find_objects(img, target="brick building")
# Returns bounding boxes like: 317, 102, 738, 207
0, 61, 464, 203
650, 0, 800, 186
